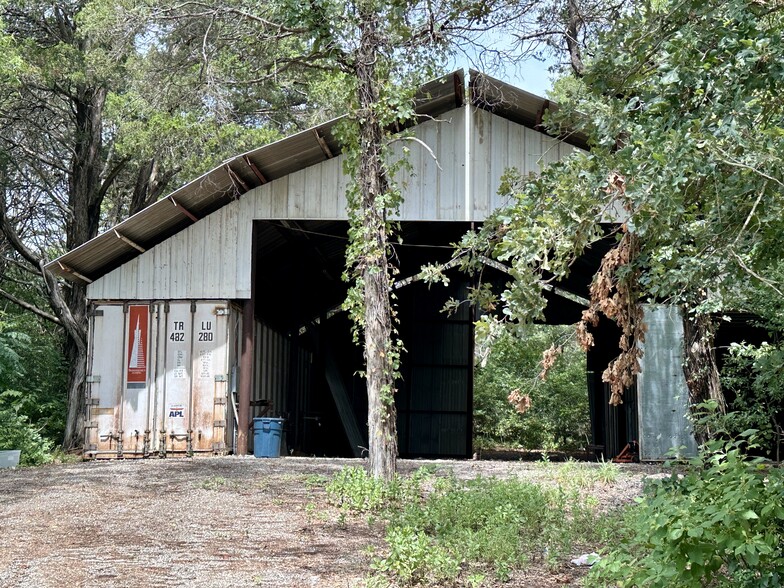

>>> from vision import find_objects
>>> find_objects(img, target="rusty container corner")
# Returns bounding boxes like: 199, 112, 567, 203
84, 301, 237, 459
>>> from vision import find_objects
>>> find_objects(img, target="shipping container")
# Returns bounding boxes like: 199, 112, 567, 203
84, 301, 236, 458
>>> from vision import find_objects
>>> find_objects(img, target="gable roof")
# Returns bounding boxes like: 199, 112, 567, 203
46, 70, 586, 284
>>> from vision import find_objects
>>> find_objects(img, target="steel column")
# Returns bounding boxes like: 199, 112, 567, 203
238, 298, 254, 455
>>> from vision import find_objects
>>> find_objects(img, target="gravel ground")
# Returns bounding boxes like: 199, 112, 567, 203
0, 456, 665, 588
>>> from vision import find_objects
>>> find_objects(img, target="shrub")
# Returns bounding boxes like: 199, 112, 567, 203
380, 476, 611, 584
0, 407, 53, 466
588, 433, 784, 588
372, 525, 460, 586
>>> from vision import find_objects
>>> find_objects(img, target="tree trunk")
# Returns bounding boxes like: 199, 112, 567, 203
60, 85, 108, 449
355, 3, 397, 481
130, 158, 179, 216
682, 309, 726, 445
565, 0, 585, 76
63, 326, 88, 449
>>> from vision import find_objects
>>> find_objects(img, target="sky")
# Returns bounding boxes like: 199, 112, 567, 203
449, 32, 559, 98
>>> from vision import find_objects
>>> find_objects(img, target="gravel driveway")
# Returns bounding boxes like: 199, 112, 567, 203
0, 456, 663, 587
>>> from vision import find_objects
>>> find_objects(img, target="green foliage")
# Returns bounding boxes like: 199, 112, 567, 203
0, 408, 53, 466
589, 435, 784, 588
473, 321, 589, 451
372, 525, 461, 586
455, 0, 784, 414
378, 476, 611, 585
327, 466, 615, 586
710, 343, 784, 453
0, 307, 66, 464
325, 465, 434, 513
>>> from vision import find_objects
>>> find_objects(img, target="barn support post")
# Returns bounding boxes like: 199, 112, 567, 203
237, 298, 254, 455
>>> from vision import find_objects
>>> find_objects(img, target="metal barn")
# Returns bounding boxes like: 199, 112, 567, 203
48, 71, 697, 461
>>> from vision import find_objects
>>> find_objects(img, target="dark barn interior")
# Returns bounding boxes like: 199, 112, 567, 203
246, 219, 630, 459
249, 220, 476, 457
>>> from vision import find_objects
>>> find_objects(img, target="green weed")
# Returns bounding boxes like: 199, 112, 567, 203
199, 475, 229, 490
589, 434, 784, 588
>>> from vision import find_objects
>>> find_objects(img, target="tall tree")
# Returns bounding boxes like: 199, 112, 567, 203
0, 0, 289, 448
456, 0, 784, 430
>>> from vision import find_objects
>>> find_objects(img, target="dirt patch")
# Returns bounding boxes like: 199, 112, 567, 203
0, 457, 663, 587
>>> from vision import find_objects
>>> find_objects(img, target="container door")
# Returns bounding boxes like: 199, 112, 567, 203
119, 304, 154, 456
190, 303, 229, 454
160, 302, 193, 454
85, 305, 125, 457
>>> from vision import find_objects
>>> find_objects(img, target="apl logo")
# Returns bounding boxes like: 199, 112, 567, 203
169, 406, 184, 418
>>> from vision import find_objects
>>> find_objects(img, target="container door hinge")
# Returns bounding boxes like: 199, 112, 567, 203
87, 397, 100, 406
214, 397, 226, 405
85, 421, 98, 428
213, 420, 226, 428
212, 442, 226, 451
86, 375, 101, 384
214, 374, 227, 382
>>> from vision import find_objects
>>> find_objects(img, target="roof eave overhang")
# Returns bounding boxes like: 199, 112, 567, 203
46, 69, 587, 284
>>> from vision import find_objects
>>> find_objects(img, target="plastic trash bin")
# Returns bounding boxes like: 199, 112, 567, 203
253, 418, 285, 458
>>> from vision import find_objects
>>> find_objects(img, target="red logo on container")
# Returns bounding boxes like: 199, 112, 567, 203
127, 305, 149, 384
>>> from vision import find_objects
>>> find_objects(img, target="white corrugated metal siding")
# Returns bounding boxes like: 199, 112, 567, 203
87, 107, 583, 302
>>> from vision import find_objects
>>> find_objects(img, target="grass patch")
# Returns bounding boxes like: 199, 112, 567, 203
539, 456, 621, 489
326, 466, 617, 586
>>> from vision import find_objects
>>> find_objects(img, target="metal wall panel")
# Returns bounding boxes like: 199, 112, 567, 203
470, 108, 586, 219
253, 321, 291, 419
191, 304, 229, 452
86, 107, 503, 302
637, 304, 698, 460
160, 302, 192, 454
85, 305, 125, 457
85, 301, 231, 458
398, 280, 473, 458
87, 105, 582, 302
120, 304, 153, 455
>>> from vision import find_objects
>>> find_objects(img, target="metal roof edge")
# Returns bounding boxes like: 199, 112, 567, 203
468, 70, 589, 151
48, 68, 580, 283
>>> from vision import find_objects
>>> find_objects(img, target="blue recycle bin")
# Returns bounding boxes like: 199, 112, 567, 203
253, 417, 285, 458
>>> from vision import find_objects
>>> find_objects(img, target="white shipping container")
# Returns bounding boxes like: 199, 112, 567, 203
85, 301, 234, 458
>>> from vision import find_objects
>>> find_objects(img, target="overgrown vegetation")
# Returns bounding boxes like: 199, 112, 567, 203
326, 466, 617, 586
473, 322, 589, 451
589, 433, 784, 588
708, 344, 784, 457
0, 311, 67, 466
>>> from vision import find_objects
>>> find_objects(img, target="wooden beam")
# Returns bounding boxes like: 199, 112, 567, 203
243, 156, 267, 184
57, 261, 92, 284
225, 164, 250, 193
113, 230, 145, 253
312, 129, 334, 159
168, 196, 199, 222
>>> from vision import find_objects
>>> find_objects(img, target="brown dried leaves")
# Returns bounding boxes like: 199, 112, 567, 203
538, 343, 563, 381
578, 225, 647, 406
508, 389, 533, 415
